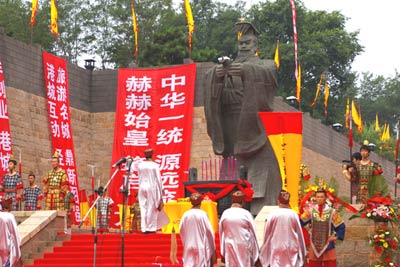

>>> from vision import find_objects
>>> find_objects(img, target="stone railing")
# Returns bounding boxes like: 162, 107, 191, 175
13, 210, 68, 263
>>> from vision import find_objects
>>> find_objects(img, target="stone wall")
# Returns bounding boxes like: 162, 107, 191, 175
0, 28, 396, 198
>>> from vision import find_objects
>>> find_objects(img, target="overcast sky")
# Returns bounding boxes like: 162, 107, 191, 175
302, 0, 400, 77
212, 0, 400, 77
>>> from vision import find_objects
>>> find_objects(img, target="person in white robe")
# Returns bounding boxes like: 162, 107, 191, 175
0, 197, 22, 267
219, 191, 260, 267
179, 193, 216, 267
137, 148, 167, 233
259, 190, 306, 267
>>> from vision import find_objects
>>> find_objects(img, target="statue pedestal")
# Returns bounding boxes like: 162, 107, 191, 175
183, 180, 241, 216
254, 205, 279, 246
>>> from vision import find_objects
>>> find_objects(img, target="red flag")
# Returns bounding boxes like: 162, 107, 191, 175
345, 98, 350, 128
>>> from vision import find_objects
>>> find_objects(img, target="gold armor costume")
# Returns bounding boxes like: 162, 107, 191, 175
42, 168, 69, 210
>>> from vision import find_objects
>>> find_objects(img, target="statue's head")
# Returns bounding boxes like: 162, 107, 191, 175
235, 21, 259, 56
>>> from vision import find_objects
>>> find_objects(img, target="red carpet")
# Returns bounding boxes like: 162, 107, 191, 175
24, 233, 220, 267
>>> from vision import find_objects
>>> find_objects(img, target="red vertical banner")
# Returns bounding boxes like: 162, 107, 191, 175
108, 64, 196, 226
259, 112, 302, 210
42, 51, 81, 223
0, 57, 13, 202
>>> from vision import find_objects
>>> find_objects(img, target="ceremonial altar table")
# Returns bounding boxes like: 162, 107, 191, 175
161, 200, 218, 234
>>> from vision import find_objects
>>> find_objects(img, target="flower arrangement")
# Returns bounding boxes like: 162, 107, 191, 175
355, 194, 400, 224
352, 194, 400, 267
369, 225, 399, 267
371, 264, 398, 267
364, 204, 397, 222
299, 177, 357, 213
369, 226, 398, 254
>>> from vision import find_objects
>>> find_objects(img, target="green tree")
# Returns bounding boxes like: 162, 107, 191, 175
52, 0, 93, 64
0, 0, 53, 50
357, 72, 400, 126
248, 0, 363, 125
105, 0, 188, 67
191, 0, 244, 62
0, 0, 92, 63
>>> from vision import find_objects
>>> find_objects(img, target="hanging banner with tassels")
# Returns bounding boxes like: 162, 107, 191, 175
259, 112, 302, 210
108, 64, 196, 228
42, 51, 81, 224
0, 57, 14, 181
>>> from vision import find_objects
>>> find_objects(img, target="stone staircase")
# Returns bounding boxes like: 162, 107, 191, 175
15, 206, 396, 267
23, 236, 69, 266
13, 210, 69, 265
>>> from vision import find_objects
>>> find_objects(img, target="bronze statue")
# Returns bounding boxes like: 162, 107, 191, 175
204, 21, 281, 214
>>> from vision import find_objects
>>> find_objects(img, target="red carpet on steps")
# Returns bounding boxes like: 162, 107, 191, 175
24, 233, 221, 267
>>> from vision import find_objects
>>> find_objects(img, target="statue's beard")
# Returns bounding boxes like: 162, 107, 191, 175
237, 49, 256, 61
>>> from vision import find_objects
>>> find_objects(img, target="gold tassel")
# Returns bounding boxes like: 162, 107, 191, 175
169, 225, 178, 264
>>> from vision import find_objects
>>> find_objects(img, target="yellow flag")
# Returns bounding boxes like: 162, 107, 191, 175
184, 0, 195, 51
358, 105, 363, 133
375, 114, 381, 133
345, 98, 350, 128
30, 0, 38, 26
323, 82, 330, 117
381, 123, 387, 141
385, 124, 391, 140
296, 63, 301, 103
351, 100, 362, 132
274, 40, 280, 68
381, 123, 390, 142
50, 0, 58, 39
310, 72, 325, 107
131, 0, 139, 58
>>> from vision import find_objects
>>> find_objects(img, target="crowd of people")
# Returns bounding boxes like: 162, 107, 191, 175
0, 152, 72, 213
179, 189, 344, 267
0, 143, 396, 267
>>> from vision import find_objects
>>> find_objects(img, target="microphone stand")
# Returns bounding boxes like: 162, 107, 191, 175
79, 167, 121, 267
120, 167, 131, 267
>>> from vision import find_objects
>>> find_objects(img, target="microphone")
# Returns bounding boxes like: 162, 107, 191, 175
112, 157, 127, 168
126, 157, 133, 171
